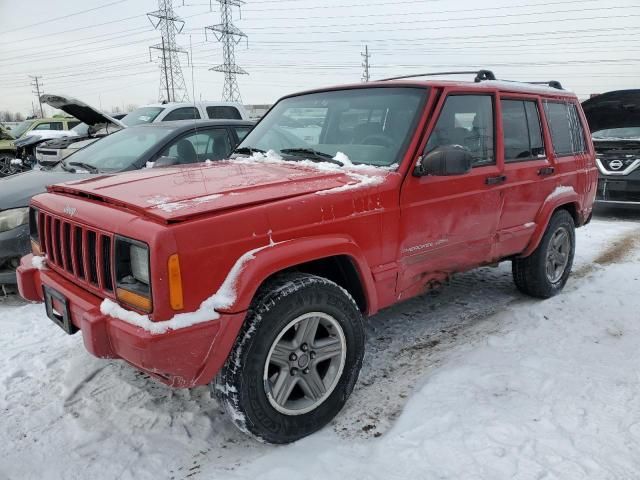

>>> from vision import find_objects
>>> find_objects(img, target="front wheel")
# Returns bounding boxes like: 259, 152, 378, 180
512, 209, 576, 299
214, 273, 365, 444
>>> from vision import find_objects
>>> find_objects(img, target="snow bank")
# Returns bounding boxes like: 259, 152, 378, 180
100, 243, 277, 334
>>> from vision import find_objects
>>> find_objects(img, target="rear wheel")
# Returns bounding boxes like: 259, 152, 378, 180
512, 209, 575, 298
214, 272, 365, 444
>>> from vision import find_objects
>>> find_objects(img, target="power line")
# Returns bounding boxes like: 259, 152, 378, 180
205, 0, 248, 103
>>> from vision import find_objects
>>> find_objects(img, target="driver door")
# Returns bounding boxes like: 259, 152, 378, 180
398, 91, 505, 296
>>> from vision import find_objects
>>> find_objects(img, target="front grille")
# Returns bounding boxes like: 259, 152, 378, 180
39, 211, 114, 294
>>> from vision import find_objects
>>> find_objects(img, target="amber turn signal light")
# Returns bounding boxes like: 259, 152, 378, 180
116, 288, 152, 313
168, 254, 184, 310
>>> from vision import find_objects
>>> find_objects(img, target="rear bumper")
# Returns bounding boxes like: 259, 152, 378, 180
17, 254, 246, 388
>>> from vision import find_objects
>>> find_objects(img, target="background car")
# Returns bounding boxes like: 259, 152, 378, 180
121, 101, 249, 126
0, 116, 79, 157
0, 119, 253, 285
582, 90, 640, 207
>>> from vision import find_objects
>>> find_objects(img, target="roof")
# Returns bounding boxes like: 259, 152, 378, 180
282, 77, 577, 101
139, 101, 245, 108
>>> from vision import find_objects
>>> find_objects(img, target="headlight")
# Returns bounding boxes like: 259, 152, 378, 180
115, 236, 152, 312
130, 244, 150, 284
0, 207, 29, 233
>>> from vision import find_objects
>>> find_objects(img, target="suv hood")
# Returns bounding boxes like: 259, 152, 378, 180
582, 90, 640, 133
40, 94, 125, 129
48, 159, 386, 223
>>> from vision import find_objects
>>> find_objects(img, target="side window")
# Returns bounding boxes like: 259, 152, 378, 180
34, 122, 63, 131
162, 107, 201, 122
159, 129, 232, 164
501, 99, 545, 162
234, 126, 251, 142
67, 121, 81, 129
426, 95, 495, 167
543, 101, 587, 156
206, 106, 242, 120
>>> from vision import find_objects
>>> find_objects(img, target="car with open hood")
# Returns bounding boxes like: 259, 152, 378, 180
582, 90, 640, 206
0, 117, 79, 174
34, 95, 126, 168
17, 71, 597, 443
0, 119, 253, 285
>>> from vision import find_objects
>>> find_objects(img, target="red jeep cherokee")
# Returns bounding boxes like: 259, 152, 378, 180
18, 71, 597, 443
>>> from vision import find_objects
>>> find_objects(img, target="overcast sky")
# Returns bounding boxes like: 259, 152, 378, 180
1, 0, 639, 116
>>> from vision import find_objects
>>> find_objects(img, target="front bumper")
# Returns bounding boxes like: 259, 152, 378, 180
17, 254, 246, 388
0, 223, 30, 284
596, 171, 640, 205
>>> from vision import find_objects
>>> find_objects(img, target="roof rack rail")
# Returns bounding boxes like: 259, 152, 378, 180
379, 69, 496, 83
527, 80, 564, 90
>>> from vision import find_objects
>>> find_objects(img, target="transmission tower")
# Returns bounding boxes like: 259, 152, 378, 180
148, 0, 189, 103
361, 45, 371, 82
30, 75, 44, 117
205, 0, 248, 103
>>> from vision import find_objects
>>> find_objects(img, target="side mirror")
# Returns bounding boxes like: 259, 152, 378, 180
413, 146, 473, 177
153, 156, 177, 168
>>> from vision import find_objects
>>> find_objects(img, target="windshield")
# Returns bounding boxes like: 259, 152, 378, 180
11, 120, 35, 139
592, 127, 640, 140
54, 126, 175, 173
71, 123, 90, 136
237, 87, 426, 167
121, 107, 165, 126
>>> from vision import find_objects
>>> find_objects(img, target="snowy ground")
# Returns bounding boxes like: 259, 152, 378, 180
1, 208, 640, 480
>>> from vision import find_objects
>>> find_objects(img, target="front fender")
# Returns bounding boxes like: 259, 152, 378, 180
520, 187, 579, 258
222, 234, 378, 315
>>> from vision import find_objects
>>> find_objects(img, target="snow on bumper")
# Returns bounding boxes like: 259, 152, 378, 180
16, 254, 245, 388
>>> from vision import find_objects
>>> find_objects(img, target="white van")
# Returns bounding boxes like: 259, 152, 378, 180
121, 101, 249, 126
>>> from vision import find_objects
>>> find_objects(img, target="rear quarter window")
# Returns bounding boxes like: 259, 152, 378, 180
206, 106, 242, 120
543, 101, 587, 156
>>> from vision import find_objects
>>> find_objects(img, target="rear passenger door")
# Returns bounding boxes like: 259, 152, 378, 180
495, 95, 556, 256
399, 91, 504, 296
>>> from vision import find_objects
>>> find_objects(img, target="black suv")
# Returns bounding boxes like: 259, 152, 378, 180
583, 90, 640, 206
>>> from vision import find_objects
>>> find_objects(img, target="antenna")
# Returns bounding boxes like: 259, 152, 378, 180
205, 0, 248, 103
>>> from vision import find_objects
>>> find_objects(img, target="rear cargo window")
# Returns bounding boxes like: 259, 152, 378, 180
544, 101, 587, 156
501, 99, 545, 162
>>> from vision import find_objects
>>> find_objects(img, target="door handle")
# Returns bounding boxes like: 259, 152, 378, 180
538, 166, 555, 176
485, 175, 507, 185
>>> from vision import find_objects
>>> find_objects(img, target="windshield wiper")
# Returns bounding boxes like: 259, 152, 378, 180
280, 148, 344, 166
67, 161, 99, 173
234, 146, 266, 155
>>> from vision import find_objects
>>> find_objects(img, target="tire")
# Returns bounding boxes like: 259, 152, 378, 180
512, 209, 575, 299
214, 272, 365, 444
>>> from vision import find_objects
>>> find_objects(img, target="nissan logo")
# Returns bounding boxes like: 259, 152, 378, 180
609, 159, 624, 170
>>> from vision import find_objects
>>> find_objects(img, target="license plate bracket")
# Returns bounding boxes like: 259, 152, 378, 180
44, 286, 78, 334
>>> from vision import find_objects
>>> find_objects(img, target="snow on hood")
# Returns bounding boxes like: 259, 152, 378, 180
582, 90, 640, 133
48, 151, 391, 223
40, 94, 125, 129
